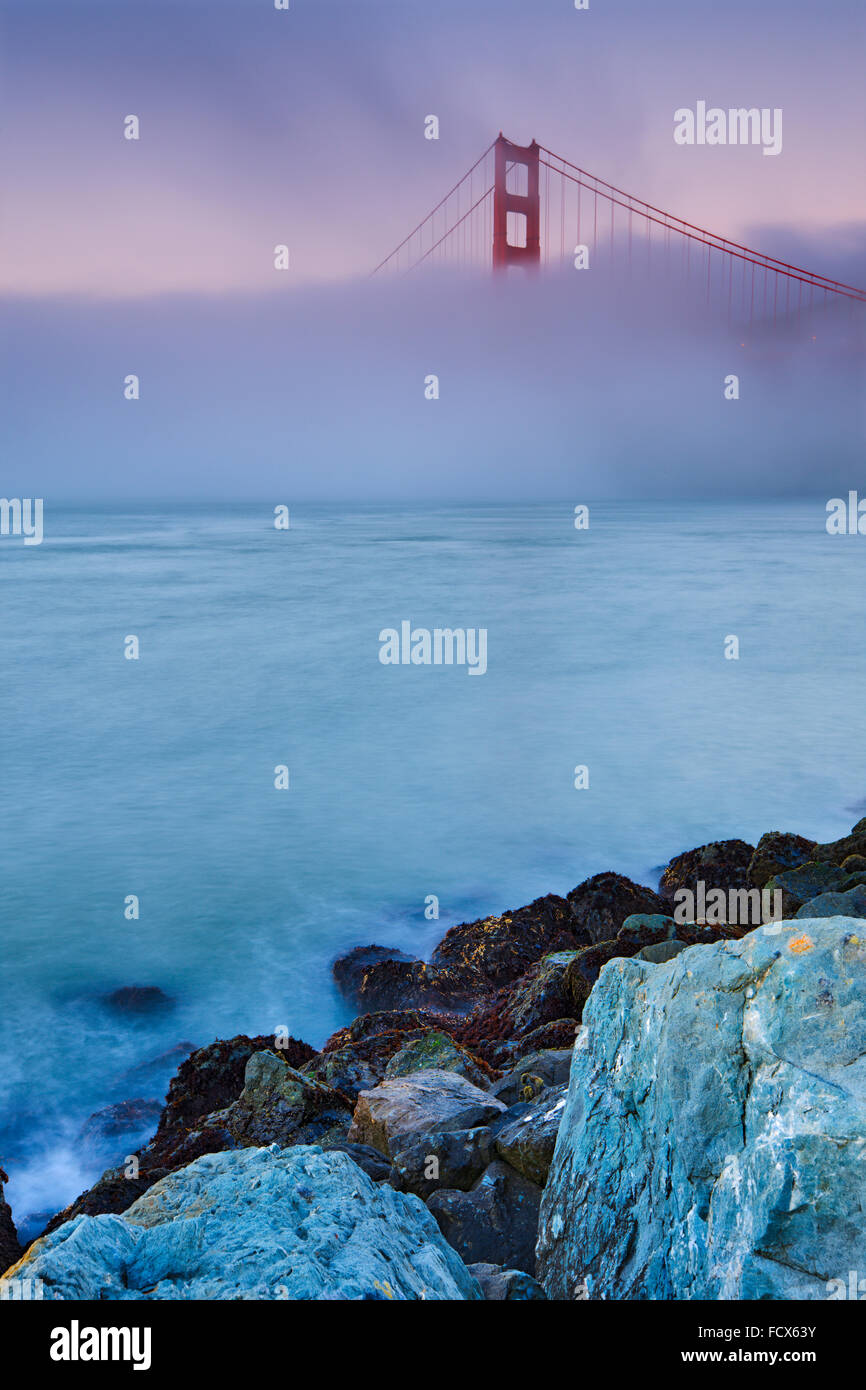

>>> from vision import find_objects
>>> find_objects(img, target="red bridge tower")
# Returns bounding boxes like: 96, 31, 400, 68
492, 134, 541, 271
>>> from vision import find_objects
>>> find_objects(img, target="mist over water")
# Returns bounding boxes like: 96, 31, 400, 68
1, 497, 865, 1232
2, 261, 863, 504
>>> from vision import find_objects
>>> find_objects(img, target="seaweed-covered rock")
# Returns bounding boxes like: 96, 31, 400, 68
349, 1070, 506, 1156
349, 958, 475, 1012
332, 945, 417, 1004
308, 1012, 490, 1104
430, 894, 582, 991
8, 1146, 482, 1301
658, 839, 755, 902
567, 874, 666, 945
427, 1160, 542, 1275
748, 831, 816, 889
538, 916, 866, 1300
157, 1033, 315, 1134
383, 1032, 490, 1089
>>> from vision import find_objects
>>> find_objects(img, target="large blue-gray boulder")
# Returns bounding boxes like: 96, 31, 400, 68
4, 1145, 482, 1300
537, 917, 866, 1300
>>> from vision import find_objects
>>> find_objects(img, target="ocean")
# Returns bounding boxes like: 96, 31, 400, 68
1, 498, 863, 1233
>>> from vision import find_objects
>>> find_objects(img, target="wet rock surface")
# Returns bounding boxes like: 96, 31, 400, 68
538, 914, 866, 1300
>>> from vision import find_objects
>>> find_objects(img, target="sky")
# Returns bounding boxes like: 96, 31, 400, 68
0, 0, 863, 498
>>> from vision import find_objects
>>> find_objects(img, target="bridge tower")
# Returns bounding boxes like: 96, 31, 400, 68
492, 134, 541, 271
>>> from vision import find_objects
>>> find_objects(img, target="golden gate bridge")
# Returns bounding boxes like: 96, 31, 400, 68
372, 134, 866, 325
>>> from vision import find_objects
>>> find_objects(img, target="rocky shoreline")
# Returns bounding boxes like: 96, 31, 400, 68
3, 818, 866, 1299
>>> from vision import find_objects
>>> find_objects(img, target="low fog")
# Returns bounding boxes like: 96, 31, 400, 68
3, 252, 863, 501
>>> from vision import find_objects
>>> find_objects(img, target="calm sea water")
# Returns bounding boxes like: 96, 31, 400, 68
1, 499, 864, 1230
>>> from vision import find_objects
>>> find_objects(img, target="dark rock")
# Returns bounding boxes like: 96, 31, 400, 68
430, 893, 583, 992
796, 885, 866, 920
499, 1018, 579, 1058
351, 958, 475, 1012
320, 1141, 392, 1184
389, 1126, 494, 1199
467, 1263, 547, 1300
567, 873, 666, 944
658, 839, 755, 903
332, 945, 416, 1004
426, 1160, 543, 1274
101, 986, 174, 1016
765, 862, 847, 916
842, 855, 866, 874
116, 1042, 197, 1093
810, 818, 866, 867
77, 1098, 163, 1161
490, 1049, 573, 1106
748, 832, 816, 889
494, 1084, 568, 1185
0, 1166, 22, 1276
616, 913, 677, 949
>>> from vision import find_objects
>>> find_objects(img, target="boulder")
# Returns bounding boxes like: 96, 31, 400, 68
748, 831, 816, 889
467, 1263, 547, 1300
0, 1167, 22, 1276
494, 1085, 568, 1186
224, 1051, 352, 1147
389, 1127, 494, 1199
796, 885, 866, 920
567, 874, 666, 944
658, 838, 755, 902
7, 1145, 482, 1300
538, 917, 866, 1300
427, 1160, 542, 1275
348, 1070, 506, 1156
